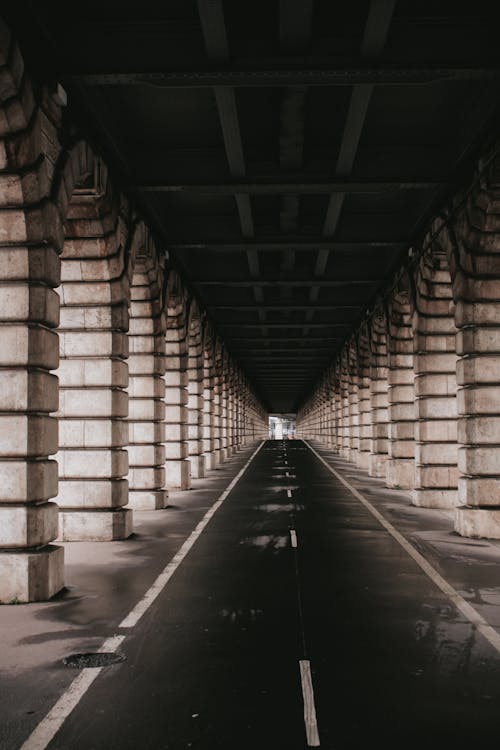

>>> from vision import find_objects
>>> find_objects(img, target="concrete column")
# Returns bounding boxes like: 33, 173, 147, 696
348, 340, 360, 463
446, 170, 500, 537
56, 199, 132, 541
202, 343, 216, 470
333, 369, 342, 453
386, 287, 415, 490
356, 326, 372, 470
187, 319, 205, 480
164, 349, 190, 490
127, 259, 167, 510
413, 246, 458, 508
340, 349, 350, 458
212, 354, 222, 463
368, 311, 389, 478
0, 74, 64, 597
220, 365, 229, 461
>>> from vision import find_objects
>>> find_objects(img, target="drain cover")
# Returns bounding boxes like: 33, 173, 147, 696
62, 652, 126, 669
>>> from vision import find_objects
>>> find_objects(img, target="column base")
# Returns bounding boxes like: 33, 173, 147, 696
203, 452, 216, 471
165, 459, 191, 490
412, 489, 457, 510
455, 507, 500, 539
58, 509, 133, 541
385, 459, 414, 489
368, 454, 387, 478
189, 454, 206, 479
356, 452, 370, 470
127, 490, 168, 510
0, 545, 64, 603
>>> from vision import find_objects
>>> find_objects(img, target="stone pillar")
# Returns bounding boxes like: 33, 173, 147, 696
202, 342, 216, 470
220, 363, 229, 461
56, 197, 132, 541
368, 311, 389, 478
0, 49, 64, 597
348, 340, 360, 463
164, 334, 191, 491
386, 287, 415, 490
340, 349, 350, 458
212, 349, 223, 463
446, 168, 500, 537
356, 326, 372, 470
187, 315, 206, 479
127, 258, 167, 510
413, 244, 458, 508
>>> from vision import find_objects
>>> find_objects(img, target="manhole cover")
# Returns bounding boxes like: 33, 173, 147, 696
62, 652, 126, 669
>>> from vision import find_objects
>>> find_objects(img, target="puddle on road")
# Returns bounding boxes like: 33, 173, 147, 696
253, 503, 295, 513
239, 534, 289, 552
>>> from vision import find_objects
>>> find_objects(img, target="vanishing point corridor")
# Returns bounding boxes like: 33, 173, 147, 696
3, 1, 500, 747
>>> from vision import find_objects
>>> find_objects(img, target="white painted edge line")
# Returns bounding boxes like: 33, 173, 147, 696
120, 440, 265, 628
19, 635, 126, 750
290, 529, 298, 548
299, 660, 321, 747
304, 440, 500, 656
19, 442, 265, 750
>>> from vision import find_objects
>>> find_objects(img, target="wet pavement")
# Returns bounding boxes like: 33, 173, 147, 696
3, 440, 500, 748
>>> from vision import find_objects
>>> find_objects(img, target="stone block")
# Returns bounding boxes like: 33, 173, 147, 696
58, 388, 128, 418
165, 405, 187, 423
0, 459, 58, 502
129, 421, 164, 444
457, 356, 500, 385
59, 418, 128, 449
0, 370, 58, 413
0, 414, 58, 456
457, 328, 500, 355
388, 440, 414, 459
164, 387, 189, 406
164, 369, 188, 386
0, 545, 64, 603
457, 386, 500, 416
165, 422, 188, 441
129, 376, 165, 398
0, 246, 60, 286
165, 459, 191, 490
128, 398, 158, 421
189, 454, 206, 479
0, 501, 59, 547
415, 464, 459, 488
59, 331, 128, 358
58, 448, 128, 478
128, 466, 165, 489
56, 478, 128, 508
0, 283, 59, 326
389, 403, 415, 421
388, 421, 414, 440
58, 508, 133, 541
128, 354, 165, 376
414, 373, 457, 397
165, 441, 188, 460
58, 359, 128, 388
0, 325, 59, 369
415, 441, 457, 465
127, 490, 168, 511
385, 459, 415, 489
458, 476, 500, 507
455, 507, 500, 539
415, 395, 457, 419
368, 453, 387, 478
128, 444, 165, 466
415, 419, 457, 442
412, 488, 457, 510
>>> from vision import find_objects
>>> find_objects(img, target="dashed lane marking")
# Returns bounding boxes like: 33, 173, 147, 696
299, 660, 321, 747
304, 440, 500, 657
290, 529, 298, 548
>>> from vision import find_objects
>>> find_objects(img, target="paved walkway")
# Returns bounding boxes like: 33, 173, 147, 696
3, 440, 500, 749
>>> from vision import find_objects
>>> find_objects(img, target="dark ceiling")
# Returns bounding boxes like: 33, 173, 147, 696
4, 0, 500, 412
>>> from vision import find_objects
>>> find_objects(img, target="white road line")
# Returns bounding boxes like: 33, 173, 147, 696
290, 529, 298, 548
121, 440, 265, 628
299, 660, 320, 747
19, 636, 126, 750
19, 442, 265, 750
287, 489, 292, 498
285, 471, 289, 477
304, 440, 500, 656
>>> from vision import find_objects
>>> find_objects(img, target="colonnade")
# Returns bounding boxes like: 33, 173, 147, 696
298, 151, 500, 542
0, 25, 267, 602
